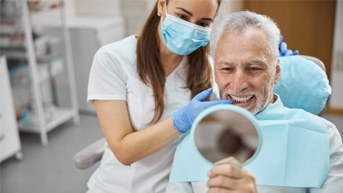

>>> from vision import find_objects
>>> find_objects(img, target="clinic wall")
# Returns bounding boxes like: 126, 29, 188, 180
329, 1, 343, 112
72, 0, 122, 16
69, 0, 242, 36
121, 0, 154, 35
70, 0, 154, 35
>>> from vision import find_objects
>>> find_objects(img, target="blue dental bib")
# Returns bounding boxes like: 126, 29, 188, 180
170, 99, 329, 188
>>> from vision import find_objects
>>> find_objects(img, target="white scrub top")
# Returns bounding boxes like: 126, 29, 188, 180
87, 35, 191, 193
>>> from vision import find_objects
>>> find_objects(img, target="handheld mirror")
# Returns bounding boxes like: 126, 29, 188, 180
192, 105, 261, 164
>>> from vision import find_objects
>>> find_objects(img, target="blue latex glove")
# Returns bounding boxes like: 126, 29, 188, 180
279, 35, 299, 57
172, 88, 232, 133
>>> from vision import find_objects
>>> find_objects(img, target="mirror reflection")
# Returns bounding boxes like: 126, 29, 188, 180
194, 108, 260, 164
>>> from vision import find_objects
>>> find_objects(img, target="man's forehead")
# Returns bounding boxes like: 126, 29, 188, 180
215, 58, 268, 67
215, 31, 270, 62
219, 28, 268, 48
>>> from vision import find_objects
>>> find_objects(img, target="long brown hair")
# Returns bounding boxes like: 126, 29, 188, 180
137, 0, 220, 123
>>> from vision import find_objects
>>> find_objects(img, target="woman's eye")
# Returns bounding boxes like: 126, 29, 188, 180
177, 14, 189, 21
197, 22, 210, 27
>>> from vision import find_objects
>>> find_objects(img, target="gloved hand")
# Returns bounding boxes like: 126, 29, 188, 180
172, 88, 232, 133
279, 35, 299, 57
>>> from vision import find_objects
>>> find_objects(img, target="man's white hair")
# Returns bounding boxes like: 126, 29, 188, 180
212, 11, 281, 63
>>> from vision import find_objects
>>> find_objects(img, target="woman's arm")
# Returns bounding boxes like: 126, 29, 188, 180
93, 89, 231, 165
93, 100, 180, 165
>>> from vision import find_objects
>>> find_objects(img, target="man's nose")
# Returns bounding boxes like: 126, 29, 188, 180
231, 71, 248, 92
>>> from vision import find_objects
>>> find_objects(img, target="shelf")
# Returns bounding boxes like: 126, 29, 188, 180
0, 1, 22, 19
1, 49, 28, 60
0, 20, 22, 35
28, 1, 62, 14
1, 49, 62, 62
19, 107, 77, 133
1, 0, 79, 145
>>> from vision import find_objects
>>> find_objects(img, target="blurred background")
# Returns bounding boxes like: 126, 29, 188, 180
0, 0, 342, 193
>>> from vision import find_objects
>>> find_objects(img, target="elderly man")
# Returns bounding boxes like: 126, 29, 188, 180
166, 11, 343, 193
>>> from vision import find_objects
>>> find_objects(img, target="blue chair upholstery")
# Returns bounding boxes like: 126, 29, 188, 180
275, 55, 331, 115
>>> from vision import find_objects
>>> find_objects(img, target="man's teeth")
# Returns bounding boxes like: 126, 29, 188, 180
230, 95, 253, 103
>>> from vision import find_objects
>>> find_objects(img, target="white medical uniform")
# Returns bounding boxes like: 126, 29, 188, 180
87, 35, 191, 193
165, 96, 343, 193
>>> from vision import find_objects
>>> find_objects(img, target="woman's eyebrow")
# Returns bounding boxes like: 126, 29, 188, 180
176, 7, 193, 16
201, 18, 214, 22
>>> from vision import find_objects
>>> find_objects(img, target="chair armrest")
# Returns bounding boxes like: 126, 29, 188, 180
73, 138, 106, 169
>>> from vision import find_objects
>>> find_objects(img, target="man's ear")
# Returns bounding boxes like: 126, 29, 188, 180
274, 60, 281, 84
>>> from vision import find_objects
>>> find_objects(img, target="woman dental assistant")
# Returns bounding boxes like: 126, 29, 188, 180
86, 0, 228, 192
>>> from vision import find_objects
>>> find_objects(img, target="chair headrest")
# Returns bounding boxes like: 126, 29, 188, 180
274, 55, 331, 115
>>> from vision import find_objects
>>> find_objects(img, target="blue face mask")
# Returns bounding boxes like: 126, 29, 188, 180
160, 6, 211, 55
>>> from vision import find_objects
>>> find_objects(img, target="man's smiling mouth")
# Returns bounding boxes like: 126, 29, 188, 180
227, 94, 255, 103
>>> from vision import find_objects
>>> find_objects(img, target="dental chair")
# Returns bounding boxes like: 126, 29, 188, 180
73, 55, 330, 170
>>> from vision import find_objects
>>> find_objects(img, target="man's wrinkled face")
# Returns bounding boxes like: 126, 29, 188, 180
215, 27, 280, 114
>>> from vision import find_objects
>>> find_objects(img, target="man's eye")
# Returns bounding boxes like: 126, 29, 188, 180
222, 67, 233, 72
248, 67, 261, 72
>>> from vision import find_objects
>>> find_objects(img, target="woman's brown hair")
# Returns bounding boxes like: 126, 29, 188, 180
137, 0, 220, 123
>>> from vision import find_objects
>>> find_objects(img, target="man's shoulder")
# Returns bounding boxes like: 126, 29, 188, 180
287, 105, 329, 128
259, 102, 328, 133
